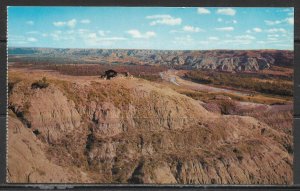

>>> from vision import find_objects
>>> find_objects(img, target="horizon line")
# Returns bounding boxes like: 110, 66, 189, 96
8, 46, 294, 51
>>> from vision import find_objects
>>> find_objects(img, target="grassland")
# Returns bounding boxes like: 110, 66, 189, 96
184, 68, 293, 97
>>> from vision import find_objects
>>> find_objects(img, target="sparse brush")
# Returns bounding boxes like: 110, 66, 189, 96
185, 70, 293, 97
31, 77, 49, 89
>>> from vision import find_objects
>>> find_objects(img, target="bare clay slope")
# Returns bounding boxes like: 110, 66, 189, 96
8, 71, 292, 184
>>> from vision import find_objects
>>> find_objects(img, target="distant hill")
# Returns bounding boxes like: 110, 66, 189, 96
8, 47, 294, 72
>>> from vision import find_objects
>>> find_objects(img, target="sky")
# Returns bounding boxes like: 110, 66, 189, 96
8, 7, 294, 50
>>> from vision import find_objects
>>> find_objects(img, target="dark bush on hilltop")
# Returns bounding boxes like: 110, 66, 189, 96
31, 77, 49, 89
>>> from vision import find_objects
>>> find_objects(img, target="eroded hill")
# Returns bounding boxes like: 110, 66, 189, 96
8, 48, 293, 72
7, 69, 292, 184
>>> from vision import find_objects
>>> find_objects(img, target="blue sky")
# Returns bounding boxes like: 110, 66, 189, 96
8, 7, 294, 50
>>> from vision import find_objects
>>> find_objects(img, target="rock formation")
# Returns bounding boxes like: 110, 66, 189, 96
7, 73, 293, 184
8, 48, 293, 72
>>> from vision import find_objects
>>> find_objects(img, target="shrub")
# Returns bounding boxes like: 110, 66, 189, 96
215, 99, 236, 115
31, 77, 49, 89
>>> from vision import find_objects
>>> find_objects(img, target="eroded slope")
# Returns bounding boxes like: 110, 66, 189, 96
8, 70, 293, 184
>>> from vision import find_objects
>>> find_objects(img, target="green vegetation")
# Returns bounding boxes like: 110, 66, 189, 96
184, 70, 293, 97
176, 88, 290, 105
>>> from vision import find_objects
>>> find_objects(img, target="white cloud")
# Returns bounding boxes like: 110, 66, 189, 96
208, 36, 219, 41
67, 19, 77, 28
257, 41, 266, 44
146, 15, 182, 26
172, 35, 194, 46
265, 17, 294, 25
223, 39, 252, 45
222, 37, 253, 46
217, 18, 223, 22
98, 30, 110, 36
268, 37, 278, 41
90, 35, 125, 42
183, 25, 203, 32
9, 35, 29, 45
50, 30, 64, 41
98, 31, 104, 36
267, 39, 282, 43
198, 41, 210, 45
80, 19, 91, 24
268, 34, 279, 38
221, 35, 255, 45
170, 26, 204, 33
235, 35, 255, 40
223, 36, 254, 45
100, 37, 127, 41
286, 17, 294, 25
53, 19, 77, 28
266, 28, 287, 33
49, 29, 126, 46
26, 21, 34, 25
216, 8, 236, 16
78, 29, 90, 34
253, 27, 262, 32
215, 27, 234, 31
225, 20, 238, 24
27, 37, 37, 42
281, 8, 292, 12
169, 30, 180, 33
264, 20, 282, 25
247, 27, 263, 33
50, 30, 76, 41
66, 30, 75, 34
87, 33, 97, 39
83, 32, 127, 47
127, 29, 156, 39
42, 33, 48, 37
197, 8, 210, 14
53, 21, 66, 27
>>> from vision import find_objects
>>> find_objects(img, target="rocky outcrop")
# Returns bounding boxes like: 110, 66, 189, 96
8, 74, 293, 184
9, 82, 81, 144
7, 115, 92, 183
8, 48, 293, 72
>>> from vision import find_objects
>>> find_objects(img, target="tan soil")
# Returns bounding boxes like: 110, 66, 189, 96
7, 68, 293, 184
